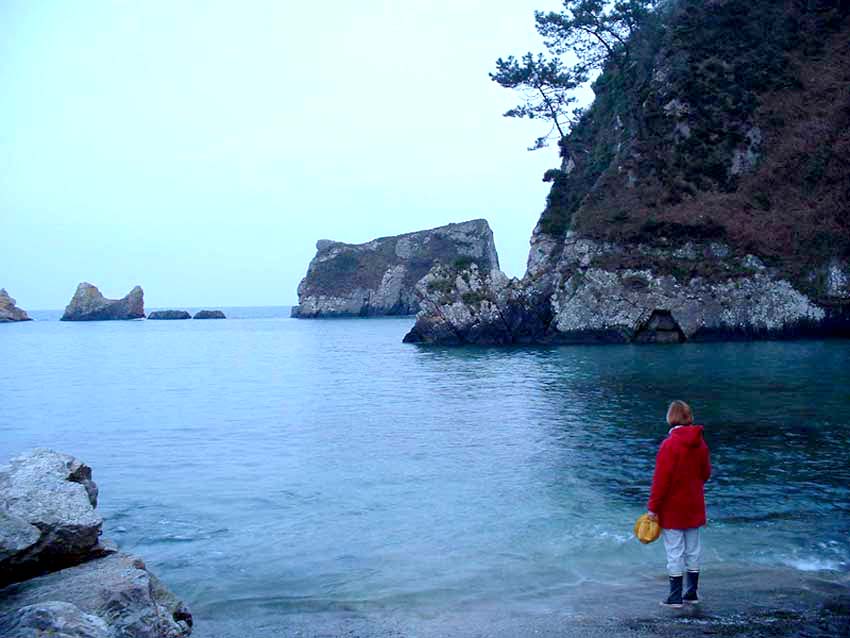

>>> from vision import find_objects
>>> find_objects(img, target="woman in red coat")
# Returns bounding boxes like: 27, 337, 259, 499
647, 400, 711, 608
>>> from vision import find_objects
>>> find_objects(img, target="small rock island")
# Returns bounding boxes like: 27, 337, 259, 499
193, 310, 226, 319
61, 283, 145, 321
0, 450, 192, 637
0, 289, 31, 323
148, 310, 191, 320
292, 219, 500, 318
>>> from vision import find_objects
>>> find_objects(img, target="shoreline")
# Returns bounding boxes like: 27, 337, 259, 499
191, 564, 850, 637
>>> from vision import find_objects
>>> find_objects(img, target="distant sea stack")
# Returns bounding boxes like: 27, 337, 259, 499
61, 283, 144, 321
0, 289, 31, 323
291, 219, 500, 318
193, 310, 225, 319
404, 1, 850, 345
148, 310, 191, 320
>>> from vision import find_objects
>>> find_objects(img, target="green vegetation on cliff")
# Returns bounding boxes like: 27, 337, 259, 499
496, 0, 850, 292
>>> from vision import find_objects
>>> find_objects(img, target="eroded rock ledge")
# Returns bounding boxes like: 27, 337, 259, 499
0, 450, 192, 638
403, 236, 850, 345
61, 283, 145, 321
292, 219, 500, 318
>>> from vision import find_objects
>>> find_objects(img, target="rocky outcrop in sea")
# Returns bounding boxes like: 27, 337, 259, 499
404, 2, 850, 345
193, 310, 226, 319
61, 283, 145, 321
0, 289, 31, 323
148, 310, 191, 320
292, 219, 500, 318
404, 239, 850, 345
0, 450, 192, 637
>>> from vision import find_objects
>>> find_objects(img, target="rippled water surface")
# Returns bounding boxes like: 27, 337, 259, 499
2, 309, 849, 632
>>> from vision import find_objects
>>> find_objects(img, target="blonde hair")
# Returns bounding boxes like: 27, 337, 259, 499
666, 400, 693, 426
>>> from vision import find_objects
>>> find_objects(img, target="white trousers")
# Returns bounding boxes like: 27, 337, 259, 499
662, 528, 701, 577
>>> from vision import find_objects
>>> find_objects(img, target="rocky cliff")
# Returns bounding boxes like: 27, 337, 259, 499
0, 289, 31, 323
0, 450, 192, 637
61, 283, 145, 321
405, 0, 850, 345
292, 219, 500, 318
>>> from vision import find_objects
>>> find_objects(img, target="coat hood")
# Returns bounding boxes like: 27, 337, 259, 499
669, 424, 705, 447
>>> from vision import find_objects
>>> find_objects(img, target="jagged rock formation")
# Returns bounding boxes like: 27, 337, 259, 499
148, 310, 191, 320
193, 310, 225, 319
292, 219, 500, 318
405, 1, 850, 345
61, 284, 145, 321
0, 289, 31, 323
0, 450, 192, 637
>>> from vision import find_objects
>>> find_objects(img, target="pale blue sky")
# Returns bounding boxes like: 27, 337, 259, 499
2, 0, 587, 309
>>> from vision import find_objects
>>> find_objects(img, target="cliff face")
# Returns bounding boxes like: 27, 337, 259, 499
405, 0, 850, 345
292, 219, 500, 318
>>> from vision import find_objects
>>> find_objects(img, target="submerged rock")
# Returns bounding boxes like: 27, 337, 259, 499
0, 450, 192, 636
60, 284, 144, 321
193, 310, 225, 319
292, 219, 500, 318
0, 289, 31, 323
148, 310, 191, 320
0, 450, 102, 587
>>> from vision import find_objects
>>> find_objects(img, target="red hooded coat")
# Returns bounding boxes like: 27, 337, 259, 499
647, 425, 711, 530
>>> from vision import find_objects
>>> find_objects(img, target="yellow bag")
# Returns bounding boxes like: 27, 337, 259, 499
634, 513, 661, 544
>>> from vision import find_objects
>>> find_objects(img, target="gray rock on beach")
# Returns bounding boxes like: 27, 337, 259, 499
193, 310, 226, 319
148, 310, 191, 320
61, 283, 145, 321
0, 450, 102, 587
0, 601, 110, 638
0, 553, 192, 638
0, 289, 31, 323
0, 450, 192, 637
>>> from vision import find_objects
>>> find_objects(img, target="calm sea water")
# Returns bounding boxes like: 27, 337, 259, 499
2, 308, 849, 633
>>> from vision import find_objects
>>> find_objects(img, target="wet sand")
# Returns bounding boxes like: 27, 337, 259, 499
194, 565, 850, 637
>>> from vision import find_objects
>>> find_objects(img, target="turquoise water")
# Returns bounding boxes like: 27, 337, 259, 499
1, 310, 849, 632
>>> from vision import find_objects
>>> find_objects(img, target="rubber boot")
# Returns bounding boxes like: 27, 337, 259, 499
660, 575, 683, 608
683, 571, 699, 603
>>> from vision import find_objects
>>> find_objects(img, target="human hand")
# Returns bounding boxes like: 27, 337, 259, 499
647, 511, 658, 521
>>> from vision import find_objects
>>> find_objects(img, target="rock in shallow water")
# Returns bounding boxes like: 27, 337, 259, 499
148, 310, 191, 320
61, 283, 144, 321
193, 310, 225, 319
0, 450, 102, 587
0, 289, 31, 323
0, 450, 192, 636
